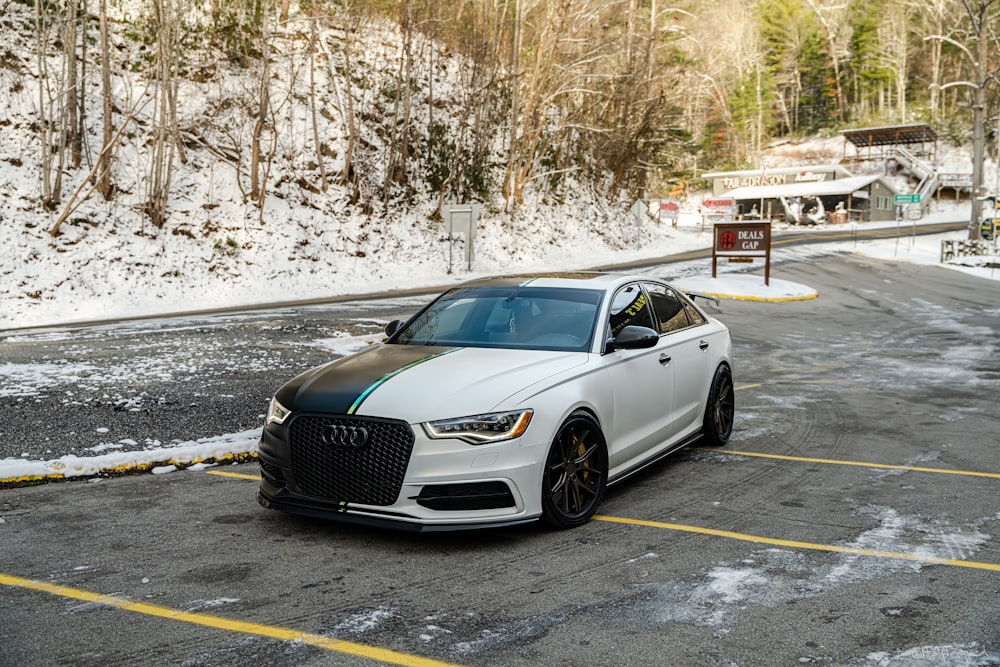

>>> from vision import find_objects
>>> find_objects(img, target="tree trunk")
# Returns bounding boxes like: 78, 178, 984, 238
97, 0, 114, 200
146, 0, 178, 228
250, 9, 271, 203
308, 11, 328, 193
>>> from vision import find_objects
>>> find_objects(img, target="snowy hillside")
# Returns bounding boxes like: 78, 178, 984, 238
0, 2, 699, 329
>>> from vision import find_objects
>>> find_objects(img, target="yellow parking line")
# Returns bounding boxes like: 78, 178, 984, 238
593, 516, 1000, 572
206, 470, 261, 481
0, 572, 464, 667
695, 448, 1000, 480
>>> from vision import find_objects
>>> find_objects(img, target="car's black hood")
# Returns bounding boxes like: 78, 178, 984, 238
274, 342, 589, 422
276, 344, 454, 415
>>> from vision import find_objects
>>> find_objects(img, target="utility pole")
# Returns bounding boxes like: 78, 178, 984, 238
927, 0, 999, 241
968, 4, 990, 241
965, 0, 1000, 240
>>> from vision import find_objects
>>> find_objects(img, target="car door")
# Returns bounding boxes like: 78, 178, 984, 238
604, 282, 676, 471
644, 282, 713, 438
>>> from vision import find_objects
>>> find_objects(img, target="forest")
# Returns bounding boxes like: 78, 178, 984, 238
11, 0, 1000, 232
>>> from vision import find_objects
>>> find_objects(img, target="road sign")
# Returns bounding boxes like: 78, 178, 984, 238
703, 198, 736, 217
659, 199, 680, 222
712, 222, 772, 285
894, 193, 921, 205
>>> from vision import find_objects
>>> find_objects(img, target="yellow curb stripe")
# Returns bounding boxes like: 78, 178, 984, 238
0, 573, 465, 667
206, 470, 262, 481
592, 516, 1000, 572
0, 452, 258, 487
693, 291, 818, 303
695, 448, 1000, 480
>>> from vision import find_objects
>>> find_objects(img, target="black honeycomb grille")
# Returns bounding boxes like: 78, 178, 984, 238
288, 415, 415, 506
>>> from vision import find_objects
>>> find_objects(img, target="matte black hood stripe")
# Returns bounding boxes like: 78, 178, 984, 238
347, 348, 458, 414
280, 344, 459, 416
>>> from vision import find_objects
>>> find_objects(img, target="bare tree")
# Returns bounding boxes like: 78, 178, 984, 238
502, 0, 613, 205
875, 0, 913, 122
249, 15, 271, 204
804, 0, 849, 122
96, 0, 115, 200
382, 0, 416, 203
145, 0, 182, 228
64, 0, 84, 168
914, 0, 963, 123
321, 0, 365, 203
307, 8, 328, 193
35, 0, 65, 210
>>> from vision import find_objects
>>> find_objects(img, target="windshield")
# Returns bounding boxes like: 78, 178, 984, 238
391, 286, 603, 352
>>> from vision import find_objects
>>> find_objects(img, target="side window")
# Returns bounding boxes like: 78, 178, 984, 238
644, 282, 691, 334
609, 283, 656, 336
681, 299, 707, 327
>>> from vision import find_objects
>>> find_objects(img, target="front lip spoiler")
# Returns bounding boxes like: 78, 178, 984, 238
256, 488, 537, 533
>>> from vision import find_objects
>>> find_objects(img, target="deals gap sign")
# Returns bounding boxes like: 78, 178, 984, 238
712, 222, 772, 285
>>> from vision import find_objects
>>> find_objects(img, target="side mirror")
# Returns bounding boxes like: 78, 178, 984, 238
384, 320, 405, 338
606, 325, 659, 352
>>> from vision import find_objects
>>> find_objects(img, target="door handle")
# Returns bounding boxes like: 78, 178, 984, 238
699, 340, 709, 350
659, 354, 672, 365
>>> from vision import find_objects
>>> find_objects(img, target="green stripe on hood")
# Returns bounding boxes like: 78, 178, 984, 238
278, 344, 458, 416
347, 348, 458, 414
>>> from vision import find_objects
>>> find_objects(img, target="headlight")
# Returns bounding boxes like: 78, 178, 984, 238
266, 397, 291, 426
422, 410, 533, 445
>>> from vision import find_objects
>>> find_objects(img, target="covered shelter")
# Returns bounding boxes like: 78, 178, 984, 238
723, 174, 898, 224
841, 123, 938, 161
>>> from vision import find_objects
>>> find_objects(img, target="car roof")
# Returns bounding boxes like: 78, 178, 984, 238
456, 272, 642, 291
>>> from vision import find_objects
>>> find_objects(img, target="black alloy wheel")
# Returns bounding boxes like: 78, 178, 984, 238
702, 364, 735, 447
541, 411, 608, 529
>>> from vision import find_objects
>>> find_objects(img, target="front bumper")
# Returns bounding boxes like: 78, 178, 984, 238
256, 418, 547, 531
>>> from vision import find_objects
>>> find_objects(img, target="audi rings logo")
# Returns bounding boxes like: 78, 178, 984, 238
322, 424, 370, 447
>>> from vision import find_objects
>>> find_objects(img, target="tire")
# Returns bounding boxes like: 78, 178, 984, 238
702, 364, 735, 447
541, 411, 608, 529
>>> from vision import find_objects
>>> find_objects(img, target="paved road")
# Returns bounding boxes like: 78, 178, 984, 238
2, 251, 998, 666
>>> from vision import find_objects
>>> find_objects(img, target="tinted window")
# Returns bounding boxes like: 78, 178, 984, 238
609, 283, 656, 335
393, 286, 602, 351
681, 299, 707, 326
644, 282, 691, 334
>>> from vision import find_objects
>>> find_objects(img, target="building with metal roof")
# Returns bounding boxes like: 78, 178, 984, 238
840, 123, 938, 160
722, 174, 898, 223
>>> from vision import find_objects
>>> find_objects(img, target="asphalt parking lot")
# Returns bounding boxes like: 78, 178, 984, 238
2, 252, 999, 666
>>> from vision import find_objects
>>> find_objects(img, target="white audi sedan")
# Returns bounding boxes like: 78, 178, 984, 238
257, 272, 734, 531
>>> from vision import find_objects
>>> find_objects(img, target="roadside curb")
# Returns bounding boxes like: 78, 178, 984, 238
697, 291, 819, 303
0, 451, 258, 488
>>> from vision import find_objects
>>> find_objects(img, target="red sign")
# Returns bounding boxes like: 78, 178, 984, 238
715, 224, 770, 257
659, 199, 680, 221
712, 222, 773, 285
704, 198, 735, 208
